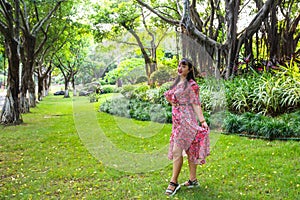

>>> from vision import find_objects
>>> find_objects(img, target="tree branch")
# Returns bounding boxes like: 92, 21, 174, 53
242, 0, 276, 38
32, 0, 63, 34
290, 13, 300, 33
136, 0, 180, 25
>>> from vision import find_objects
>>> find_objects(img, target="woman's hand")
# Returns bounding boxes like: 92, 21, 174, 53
201, 121, 209, 130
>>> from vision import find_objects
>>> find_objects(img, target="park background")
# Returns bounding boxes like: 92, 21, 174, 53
0, 0, 299, 199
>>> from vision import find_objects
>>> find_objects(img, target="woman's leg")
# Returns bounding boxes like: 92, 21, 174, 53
187, 158, 197, 181
165, 144, 183, 195
170, 144, 183, 183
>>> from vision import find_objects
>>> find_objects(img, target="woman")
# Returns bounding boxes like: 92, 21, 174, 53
164, 58, 210, 196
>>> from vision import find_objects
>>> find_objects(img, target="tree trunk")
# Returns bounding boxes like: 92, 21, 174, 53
20, 34, 36, 112
126, 28, 157, 84
281, 13, 300, 57
38, 74, 43, 101
268, 3, 279, 59
137, 0, 277, 78
37, 64, 52, 101
28, 76, 36, 107
224, 0, 240, 79
72, 78, 76, 96
46, 72, 52, 96
0, 39, 22, 125
64, 81, 70, 98
19, 63, 30, 113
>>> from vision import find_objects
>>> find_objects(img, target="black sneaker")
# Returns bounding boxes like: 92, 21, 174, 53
181, 179, 199, 188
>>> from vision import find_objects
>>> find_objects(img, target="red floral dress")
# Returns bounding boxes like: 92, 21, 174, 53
164, 79, 210, 165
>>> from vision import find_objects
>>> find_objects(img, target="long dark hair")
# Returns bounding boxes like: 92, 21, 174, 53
170, 58, 198, 89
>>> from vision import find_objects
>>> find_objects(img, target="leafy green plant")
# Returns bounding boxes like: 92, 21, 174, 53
100, 97, 172, 123
89, 93, 100, 103
120, 85, 136, 99
251, 73, 282, 115
135, 75, 148, 84
149, 69, 171, 86
133, 84, 150, 101
101, 85, 116, 94
222, 112, 242, 133
199, 78, 227, 113
224, 68, 300, 116
223, 111, 300, 139
104, 58, 145, 84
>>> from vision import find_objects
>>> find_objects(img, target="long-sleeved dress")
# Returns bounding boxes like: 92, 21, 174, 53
164, 79, 210, 165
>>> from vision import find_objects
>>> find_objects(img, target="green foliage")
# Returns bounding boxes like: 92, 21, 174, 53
100, 97, 130, 118
149, 69, 171, 86
146, 81, 172, 106
225, 76, 255, 114
135, 75, 148, 84
159, 55, 178, 77
100, 97, 171, 123
101, 85, 116, 94
91, 0, 140, 42
197, 77, 227, 114
223, 111, 300, 139
120, 84, 136, 99
104, 58, 145, 84
225, 65, 300, 116
89, 93, 100, 103
132, 84, 150, 101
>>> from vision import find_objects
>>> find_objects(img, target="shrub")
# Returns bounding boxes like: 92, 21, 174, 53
135, 76, 148, 84
120, 85, 136, 99
100, 97, 130, 118
224, 69, 300, 116
133, 85, 150, 101
157, 81, 173, 106
223, 111, 300, 139
224, 76, 256, 114
149, 104, 168, 123
199, 78, 227, 113
100, 96, 172, 123
99, 79, 108, 86
146, 89, 160, 103
101, 85, 115, 94
150, 70, 171, 86
89, 93, 100, 103
113, 87, 123, 93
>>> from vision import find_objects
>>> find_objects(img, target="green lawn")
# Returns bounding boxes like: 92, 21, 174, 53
0, 94, 299, 199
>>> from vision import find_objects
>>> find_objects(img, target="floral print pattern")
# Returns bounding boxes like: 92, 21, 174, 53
164, 79, 210, 165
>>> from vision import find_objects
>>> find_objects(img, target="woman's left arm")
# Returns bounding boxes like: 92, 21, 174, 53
192, 104, 209, 130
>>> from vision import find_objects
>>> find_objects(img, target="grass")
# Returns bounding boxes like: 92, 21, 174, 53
0, 94, 299, 199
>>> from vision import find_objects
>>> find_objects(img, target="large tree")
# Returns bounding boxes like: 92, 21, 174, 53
137, 0, 299, 78
0, 0, 22, 124
18, 0, 63, 113
91, 0, 169, 83
54, 22, 91, 98
0, 0, 76, 124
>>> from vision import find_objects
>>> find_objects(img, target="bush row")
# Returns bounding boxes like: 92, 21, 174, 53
96, 64, 300, 139
100, 97, 172, 123
223, 111, 300, 140
99, 95, 211, 125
